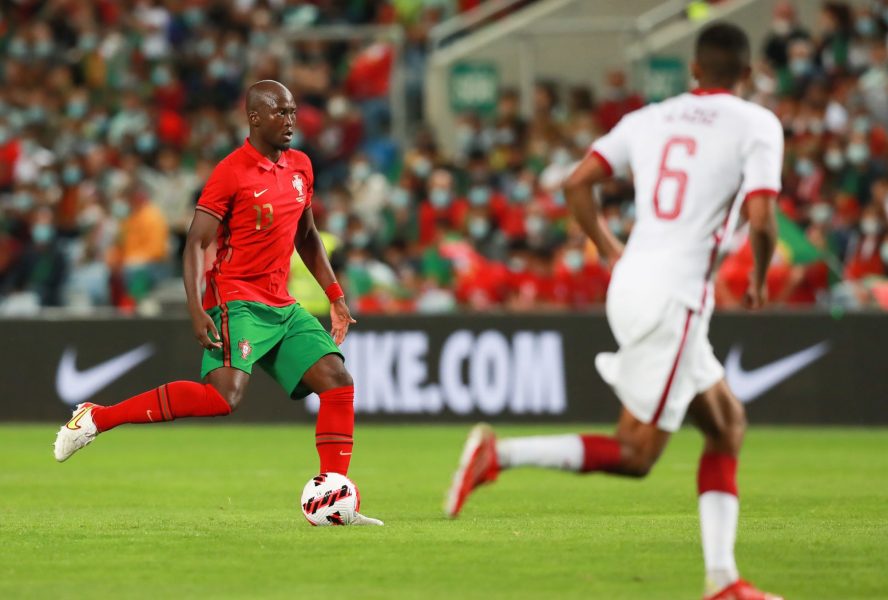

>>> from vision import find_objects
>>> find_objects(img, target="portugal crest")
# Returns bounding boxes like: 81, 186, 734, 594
238, 339, 252, 360
292, 174, 305, 195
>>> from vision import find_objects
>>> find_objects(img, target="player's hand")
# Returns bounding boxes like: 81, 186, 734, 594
191, 309, 222, 350
743, 282, 767, 310
330, 298, 356, 345
351, 512, 384, 526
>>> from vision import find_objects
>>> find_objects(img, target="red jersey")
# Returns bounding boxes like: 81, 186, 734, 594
196, 140, 314, 309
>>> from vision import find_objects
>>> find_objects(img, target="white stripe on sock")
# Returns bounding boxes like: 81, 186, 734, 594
699, 491, 740, 594
496, 435, 584, 471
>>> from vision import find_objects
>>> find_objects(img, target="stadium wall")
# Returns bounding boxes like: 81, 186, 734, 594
2, 313, 884, 425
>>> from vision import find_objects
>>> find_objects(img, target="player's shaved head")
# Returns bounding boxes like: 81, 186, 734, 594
694, 23, 750, 88
245, 80, 297, 154
246, 80, 293, 114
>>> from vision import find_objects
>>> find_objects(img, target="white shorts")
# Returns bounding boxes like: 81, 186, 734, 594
595, 287, 724, 432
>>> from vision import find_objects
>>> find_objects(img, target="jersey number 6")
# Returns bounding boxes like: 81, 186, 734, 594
653, 136, 696, 220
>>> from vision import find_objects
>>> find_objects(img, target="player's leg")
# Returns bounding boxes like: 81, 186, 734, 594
301, 354, 355, 476
53, 302, 266, 462
688, 381, 780, 600
258, 304, 353, 475
445, 409, 671, 517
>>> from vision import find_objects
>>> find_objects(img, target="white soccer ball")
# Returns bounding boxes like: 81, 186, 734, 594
300, 472, 360, 526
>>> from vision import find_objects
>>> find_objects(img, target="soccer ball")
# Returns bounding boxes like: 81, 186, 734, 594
300, 472, 360, 526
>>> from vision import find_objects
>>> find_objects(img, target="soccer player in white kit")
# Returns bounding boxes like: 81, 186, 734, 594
446, 24, 783, 600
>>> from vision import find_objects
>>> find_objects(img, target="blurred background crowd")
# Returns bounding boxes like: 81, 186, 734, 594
1, 0, 887, 316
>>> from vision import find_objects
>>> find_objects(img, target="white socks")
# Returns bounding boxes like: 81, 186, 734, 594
496, 435, 584, 471
699, 491, 740, 594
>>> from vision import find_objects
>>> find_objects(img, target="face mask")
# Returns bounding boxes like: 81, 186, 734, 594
135, 132, 157, 154
328, 97, 348, 119
552, 190, 566, 206
350, 162, 371, 182
861, 217, 881, 235
881, 241, 888, 264
351, 230, 370, 248
525, 215, 546, 237
79, 34, 98, 52
207, 59, 227, 79
327, 212, 347, 235
25, 106, 46, 124
390, 188, 410, 209
810, 204, 833, 225
455, 126, 475, 151
62, 165, 83, 186
508, 257, 527, 272
773, 19, 792, 35
111, 200, 130, 219
795, 158, 816, 177
496, 127, 515, 145
0, 126, 9, 145
38, 171, 59, 189
573, 130, 594, 149
608, 216, 624, 236
32, 223, 55, 244
510, 182, 531, 203
468, 217, 490, 239
67, 100, 88, 120
34, 40, 53, 58
412, 158, 432, 178
824, 149, 844, 171
288, 130, 303, 148
847, 143, 869, 166
856, 17, 877, 37
13, 192, 34, 211
551, 148, 572, 167
468, 186, 490, 207
789, 58, 812, 77
564, 249, 585, 272
429, 189, 452, 209
151, 66, 172, 87
853, 116, 871, 133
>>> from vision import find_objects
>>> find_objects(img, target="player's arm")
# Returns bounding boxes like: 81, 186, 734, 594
742, 193, 777, 309
295, 207, 355, 344
183, 210, 222, 349
563, 153, 625, 264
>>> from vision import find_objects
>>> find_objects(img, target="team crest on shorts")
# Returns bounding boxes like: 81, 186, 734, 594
238, 339, 252, 360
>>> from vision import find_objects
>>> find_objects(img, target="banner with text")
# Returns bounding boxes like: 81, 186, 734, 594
0, 313, 884, 424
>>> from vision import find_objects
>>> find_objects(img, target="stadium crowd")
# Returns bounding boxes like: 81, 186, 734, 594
1, 0, 887, 315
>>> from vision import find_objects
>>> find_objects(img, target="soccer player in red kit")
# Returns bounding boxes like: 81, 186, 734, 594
54, 80, 381, 526
446, 25, 782, 597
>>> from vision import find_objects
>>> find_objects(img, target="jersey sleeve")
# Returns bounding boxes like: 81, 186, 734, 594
304, 160, 314, 209
196, 160, 237, 221
740, 110, 784, 200
589, 112, 636, 176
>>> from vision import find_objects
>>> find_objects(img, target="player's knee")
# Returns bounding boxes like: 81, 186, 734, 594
711, 409, 746, 455
619, 444, 658, 478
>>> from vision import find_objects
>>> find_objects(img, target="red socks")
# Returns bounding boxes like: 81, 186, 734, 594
92, 381, 231, 432
315, 385, 355, 475
698, 452, 738, 496
579, 434, 623, 473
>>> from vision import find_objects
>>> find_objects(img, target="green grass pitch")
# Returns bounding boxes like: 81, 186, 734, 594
1, 425, 885, 599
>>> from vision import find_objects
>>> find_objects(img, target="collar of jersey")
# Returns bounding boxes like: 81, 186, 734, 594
690, 88, 734, 96
242, 138, 289, 171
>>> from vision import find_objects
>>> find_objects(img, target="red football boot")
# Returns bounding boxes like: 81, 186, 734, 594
704, 579, 783, 600
444, 423, 499, 518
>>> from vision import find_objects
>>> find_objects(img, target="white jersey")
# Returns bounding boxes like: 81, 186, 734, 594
591, 90, 784, 311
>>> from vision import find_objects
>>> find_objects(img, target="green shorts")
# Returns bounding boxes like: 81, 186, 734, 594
201, 300, 342, 399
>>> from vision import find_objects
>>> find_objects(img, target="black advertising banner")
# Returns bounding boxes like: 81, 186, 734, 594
0, 312, 884, 424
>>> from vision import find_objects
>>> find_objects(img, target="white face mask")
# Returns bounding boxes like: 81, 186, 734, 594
861, 217, 882, 236
881, 241, 888, 264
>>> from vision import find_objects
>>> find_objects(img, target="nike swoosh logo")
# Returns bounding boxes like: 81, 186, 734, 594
253, 189, 268, 197
725, 341, 830, 403
56, 344, 155, 406
66, 405, 90, 430
339, 451, 352, 456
